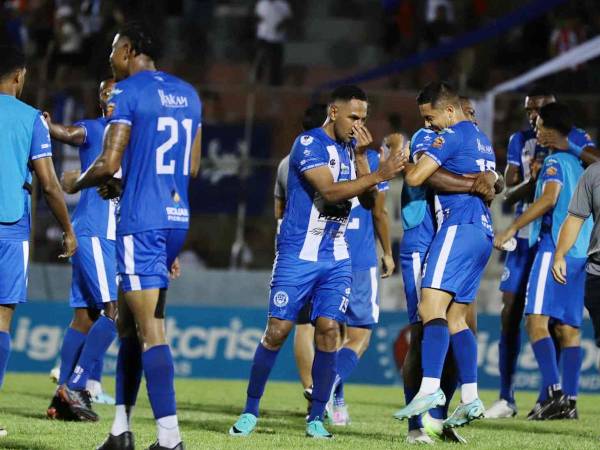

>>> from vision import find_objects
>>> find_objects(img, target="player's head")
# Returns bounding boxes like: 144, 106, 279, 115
326, 85, 368, 143
416, 81, 463, 131
0, 45, 26, 97
302, 103, 327, 131
98, 78, 116, 116
524, 85, 556, 129
110, 22, 160, 81
459, 96, 477, 124
537, 103, 573, 138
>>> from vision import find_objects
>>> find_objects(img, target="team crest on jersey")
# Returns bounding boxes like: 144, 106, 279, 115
329, 158, 336, 167
172, 190, 181, 203
301, 135, 314, 146
106, 103, 115, 117
273, 291, 289, 307
501, 267, 510, 282
546, 166, 557, 176
431, 136, 445, 149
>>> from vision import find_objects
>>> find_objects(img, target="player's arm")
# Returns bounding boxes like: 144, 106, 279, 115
372, 190, 395, 278
67, 123, 130, 193
552, 215, 585, 284
426, 168, 498, 202
190, 126, 202, 178
42, 112, 85, 146
403, 154, 440, 187
353, 125, 378, 210
504, 163, 522, 187
494, 181, 561, 249
538, 128, 600, 166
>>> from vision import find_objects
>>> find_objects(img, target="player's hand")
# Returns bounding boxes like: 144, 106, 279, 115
469, 171, 496, 203
376, 140, 408, 181
97, 177, 123, 199
493, 227, 516, 250
61, 170, 81, 194
170, 257, 181, 280
381, 253, 395, 278
383, 133, 409, 158
59, 230, 77, 259
352, 124, 373, 154
537, 129, 568, 150
551, 254, 568, 285
530, 159, 542, 181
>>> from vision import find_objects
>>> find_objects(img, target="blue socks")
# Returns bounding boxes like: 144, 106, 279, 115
498, 331, 521, 404
532, 337, 560, 394
68, 315, 117, 390
90, 358, 103, 383
0, 331, 11, 388
332, 347, 358, 403
115, 336, 143, 407
143, 345, 176, 419
58, 328, 86, 385
404, 386, 423, 430
308, 349, 337, 422
421, 320, 449, 379
244, 343, 279, 417
451, 329, 478, 385
429, 371, 458, 420
561, 346, 582, 400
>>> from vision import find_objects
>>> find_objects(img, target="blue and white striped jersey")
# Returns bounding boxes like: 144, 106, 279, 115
277, 127, 354, 262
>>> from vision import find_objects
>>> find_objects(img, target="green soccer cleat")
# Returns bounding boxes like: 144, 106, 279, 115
443, 398, 485, 428
394, 389, 446, 420
422, 412, 467, 443
306, 419, 333, 439
229, 413, 257, 437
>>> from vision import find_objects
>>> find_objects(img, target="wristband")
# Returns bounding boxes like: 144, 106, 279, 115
568, 140, 583, 157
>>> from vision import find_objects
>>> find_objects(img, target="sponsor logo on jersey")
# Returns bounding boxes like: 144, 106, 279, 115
273, 291, 289, 307
329, 158, 336, 167
301, 135, 314, 146
340, 163, 350, 175
477, 138, 494, 154
431, 136, 445, 149
166, 207, 189, 223
172, 190, 181, 203
501, 267, 510, 282
158, 89, 188, 108
303, 149, 311, 156
546, 166, 557, 176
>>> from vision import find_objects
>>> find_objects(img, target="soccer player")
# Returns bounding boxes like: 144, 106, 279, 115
487, 87, 598, 419
62, 23, 202, 450
44, 78, 118, 422
0, 44, 77, 436
394, 82, 495, 428
229, 85, 405, 439
494, 103, 593, 420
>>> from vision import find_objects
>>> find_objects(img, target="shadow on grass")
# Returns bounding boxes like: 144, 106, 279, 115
474, 419, 592, 439
176, 401, 305, 419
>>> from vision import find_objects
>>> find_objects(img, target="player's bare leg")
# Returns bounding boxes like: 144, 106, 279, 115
0, 305, 14, 437
294, 323, 315, 390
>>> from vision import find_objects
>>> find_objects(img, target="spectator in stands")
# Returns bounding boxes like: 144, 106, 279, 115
549, 15, 586, 59
425, 0, 454, 23
254, 0, 292, 86
423, 4, 456, 79
50, 5, 84, 81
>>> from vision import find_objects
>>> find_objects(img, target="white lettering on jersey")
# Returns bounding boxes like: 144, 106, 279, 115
158, 89, 189, 108
166, 207, 190, 223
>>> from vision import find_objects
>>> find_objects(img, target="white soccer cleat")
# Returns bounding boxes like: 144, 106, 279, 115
406, 428, 434, 445
484, 399, 517, 419
421, 412, 443, 438
49, 367, 60, 384
330, 404, 351, 426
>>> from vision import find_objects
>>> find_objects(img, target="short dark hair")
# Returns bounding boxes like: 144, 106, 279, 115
526, 85, 555, 99
330, 85, 368, 103
0, 45, 25, 80
118, 22, 161, 60
417, 81, 459, 107
302, 103, 327, 130
538, 103, 573, 136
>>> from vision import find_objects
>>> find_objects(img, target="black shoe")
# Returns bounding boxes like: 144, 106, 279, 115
562, 400, 578, 420
96, 432, 135, 450
527, 402, 541, 419
528, 386, 569, 420
146, 441, 185, 450
57, 384, 99, 422
304, 387, 313, 418
441, 427, 467, 444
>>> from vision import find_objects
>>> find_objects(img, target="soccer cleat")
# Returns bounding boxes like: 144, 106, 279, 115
443, 398, 485, 428
96, 432, 134, 450
527, 402, 541, 419
527, 387, 569, 421
46, 393, 64, 420
563, 400, 578, 420
56, 384, 99, 422
394, 389, 446, 420
441, 427, 468, 444
306, 419, 333, 439
421, 413, 467, 443
405, 429, 434, 445
49, 366, 60, 384
93, 391, 117, 405
146, 441, 185, 450
303, 387, 313, 419
0, 426, 7, 437
330, 404, 351, 426
484, 399, 517, 418
229, 413, 257, 436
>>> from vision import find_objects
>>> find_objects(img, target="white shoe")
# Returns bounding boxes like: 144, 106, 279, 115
484, 399, 517, 419
49, 367, 60, 384
406, 429, 434, 445
331, 404, 351, 426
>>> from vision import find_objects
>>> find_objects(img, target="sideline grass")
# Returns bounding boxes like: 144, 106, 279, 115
0, 373, 598, 449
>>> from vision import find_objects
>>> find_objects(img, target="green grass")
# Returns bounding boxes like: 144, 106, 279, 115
0, 373, 599, 449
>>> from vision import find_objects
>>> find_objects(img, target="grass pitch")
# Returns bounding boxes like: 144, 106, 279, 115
0, 373, 598, 449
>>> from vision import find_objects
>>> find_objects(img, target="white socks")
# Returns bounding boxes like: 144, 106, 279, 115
86, 379, 102, 398
157, 415, 181, 448
419, 377, 441, 395
111, 405, 133, 436
461, 382, 478, 403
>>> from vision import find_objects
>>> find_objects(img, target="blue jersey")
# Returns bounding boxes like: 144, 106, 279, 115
278, 127, 354, 262
70, 118, 116, 240
530, 151, 593, 258
0, 112, 53, 240
346, 150, 389, 271
423, 121, 495, 234
107, 70, 202, 234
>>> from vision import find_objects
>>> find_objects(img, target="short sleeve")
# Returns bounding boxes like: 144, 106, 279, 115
409, 130, 434, 161
423, 128, 461, 167
107, 82, 136, 126
568, 165, 595, 219
367, 150, 389, 191
73, 120, 88, 146
29, 114, 53, 160
291, 135, 329, 173
570, 128, 596, 148
507, 132, 523, 167
541, 157, 564, 186
274, 156, 288, 198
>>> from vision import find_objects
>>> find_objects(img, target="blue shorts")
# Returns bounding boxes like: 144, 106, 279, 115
0, 239, 29, 304
346, 267, 380, 327
499, 237, 536, 294
421, 224, 492, 302
400, 249, 427, 324
269, 254, 352, 323
117, 229, 187, 292
70, 236, 117, 309
525, 235, 586, 327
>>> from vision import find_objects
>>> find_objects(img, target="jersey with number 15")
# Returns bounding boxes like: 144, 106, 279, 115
108, 70, 202, 235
